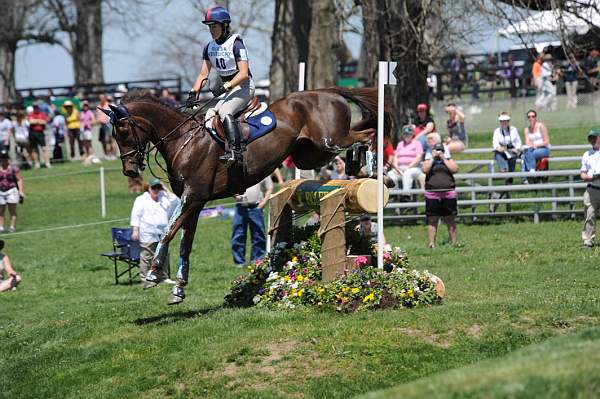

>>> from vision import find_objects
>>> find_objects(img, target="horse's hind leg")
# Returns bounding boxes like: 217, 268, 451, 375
168, 205, 202, 305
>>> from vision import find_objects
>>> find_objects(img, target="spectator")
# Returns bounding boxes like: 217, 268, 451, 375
322, 155, 348, 180
531, 54, 543, 97
161, 88, 178, 108
503, 54, 523, 97
13, 111, 30, 169
422, 142, 459, 249
482, 54, 498, 99
0, 108, 14, 152
444, 103, 467, 153
563, 55, 581, 109
535, 54, 558, 111
52, 108, 66, 163
427, 70, 438, 99
467, 61, 481, 100
449, 53, 465, 99
354, 213, 382, 244
130, 177, 180, 281
580, 129, 600, 248
0, 240, 21, 293
27, 104, 51, 169
79, 100, 97, 164
582, 49, 599, 91
64, 100, 83, 160
0, 150, 25, 233
522, 110, 550, 177
231, 177, 273, 267
493, 112, 521, 186
97, 94, 117, 160
413, 103, 436, 150
389, 125, 424, 199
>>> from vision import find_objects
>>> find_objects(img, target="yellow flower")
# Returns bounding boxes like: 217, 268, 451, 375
407, 289, 414, 298
292, 256, 298, 263
341, 287, 349, 293
284, 275, 290, 282
336, 293, 342, 300
297, 274, 304, 282
351, 287, 360, 294
298, 289, 303, 297
317, 287, 325, 295
362, 293, 375, 303
248, 267, 254, 273
342, 296, 348, 302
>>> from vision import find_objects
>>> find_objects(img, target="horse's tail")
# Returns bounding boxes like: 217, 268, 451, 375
326, 87, 393, 137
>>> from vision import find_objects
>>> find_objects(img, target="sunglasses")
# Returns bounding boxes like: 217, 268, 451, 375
527, 115, 536, 119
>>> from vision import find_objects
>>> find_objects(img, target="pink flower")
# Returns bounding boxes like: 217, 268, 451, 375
355, 256, 368, 267
383, 252, 392, 262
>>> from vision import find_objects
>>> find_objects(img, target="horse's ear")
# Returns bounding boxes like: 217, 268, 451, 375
97, 107, 116, 123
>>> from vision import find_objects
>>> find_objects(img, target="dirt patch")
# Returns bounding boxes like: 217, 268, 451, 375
396, 327, 453, 349
465, 324, 483, 339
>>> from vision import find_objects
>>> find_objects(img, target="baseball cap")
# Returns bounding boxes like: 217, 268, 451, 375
416, 103, 428, 111
498, 113, 511, 121
402, 125, 414, 135
148, 177, 162, 188
588, 128, 600, 138
63, 100, 73, 107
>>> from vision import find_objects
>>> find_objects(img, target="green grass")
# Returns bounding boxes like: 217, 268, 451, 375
1, 155, 600, 398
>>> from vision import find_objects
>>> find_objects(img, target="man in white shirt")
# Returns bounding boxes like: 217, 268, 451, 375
0, 109, 14, 151
580, 129, 600, 248
231, 177, 273, 267
130, 178, 180, 280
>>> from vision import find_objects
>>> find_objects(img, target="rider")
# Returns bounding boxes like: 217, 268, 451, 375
187, 6, 255, 166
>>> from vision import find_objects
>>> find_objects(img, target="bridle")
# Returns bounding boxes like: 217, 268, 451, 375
113, 117, 148, 171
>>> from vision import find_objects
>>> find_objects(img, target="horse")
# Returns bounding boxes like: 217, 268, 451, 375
106, 87, 391, 304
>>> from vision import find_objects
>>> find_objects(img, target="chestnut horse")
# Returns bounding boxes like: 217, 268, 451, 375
108, 87, 390, 304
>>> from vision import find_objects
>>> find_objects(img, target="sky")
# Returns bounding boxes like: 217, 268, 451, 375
15, 2, 523, 91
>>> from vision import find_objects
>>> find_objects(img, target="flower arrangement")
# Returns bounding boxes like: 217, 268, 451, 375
224, 232, 441, 312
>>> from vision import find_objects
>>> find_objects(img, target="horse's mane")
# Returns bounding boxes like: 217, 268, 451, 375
121, 90, 183, 115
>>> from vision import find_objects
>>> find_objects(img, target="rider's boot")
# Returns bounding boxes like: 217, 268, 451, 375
219, 114, 243, 167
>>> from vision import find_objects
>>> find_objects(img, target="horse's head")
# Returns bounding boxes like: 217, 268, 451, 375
100, 104, 151, 178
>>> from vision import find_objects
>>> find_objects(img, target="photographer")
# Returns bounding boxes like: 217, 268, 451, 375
580, 129, 600, 248
492, 112, 522, 183
422, 141, 459, 249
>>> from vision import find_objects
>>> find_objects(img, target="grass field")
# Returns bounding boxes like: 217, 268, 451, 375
1, 125, 600, 398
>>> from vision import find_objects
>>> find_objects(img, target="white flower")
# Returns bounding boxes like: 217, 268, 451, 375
384, 243, 392, 252
252, 295, 261, 304
291, 282, 299, 290
266, 272, 279, 282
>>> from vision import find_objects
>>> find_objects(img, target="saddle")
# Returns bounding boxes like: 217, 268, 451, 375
204, 96, 277, 148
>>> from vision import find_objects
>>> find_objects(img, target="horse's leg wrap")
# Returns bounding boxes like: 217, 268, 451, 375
144, 200, 184, 289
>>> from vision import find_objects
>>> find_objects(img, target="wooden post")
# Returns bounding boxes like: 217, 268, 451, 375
319, 188, 347, 282
268, 187, 294, 248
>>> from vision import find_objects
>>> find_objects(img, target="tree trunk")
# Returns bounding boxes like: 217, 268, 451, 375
307, 0, 342, 89
360, 0, 430, 133
72, 0, 104, 86
269, 0, 311, 101
0, 43, 16, 104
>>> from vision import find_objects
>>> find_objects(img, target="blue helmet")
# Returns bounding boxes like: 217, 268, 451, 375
202, 6, 231, 25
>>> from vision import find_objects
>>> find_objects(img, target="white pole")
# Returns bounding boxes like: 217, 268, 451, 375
100, 167, 106, 218
295, 62, 306, 180
266, 206, 271, 253
377, 61, 387, 269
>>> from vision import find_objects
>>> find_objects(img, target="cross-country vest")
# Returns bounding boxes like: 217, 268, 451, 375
207, 34, 242, 78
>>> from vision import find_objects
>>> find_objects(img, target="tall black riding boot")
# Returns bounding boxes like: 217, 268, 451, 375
219, 114, 242, 166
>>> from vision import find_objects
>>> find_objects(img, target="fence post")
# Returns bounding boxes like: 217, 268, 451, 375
100, 167, 106, 218
569, 175, 575, 218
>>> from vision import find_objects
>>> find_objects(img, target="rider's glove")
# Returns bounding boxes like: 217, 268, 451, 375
186, 90, 198, 108
212, 82, 232, 98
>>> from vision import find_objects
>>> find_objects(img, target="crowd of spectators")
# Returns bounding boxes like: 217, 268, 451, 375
433, 48, 600, 106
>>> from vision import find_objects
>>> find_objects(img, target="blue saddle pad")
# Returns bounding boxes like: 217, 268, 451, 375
207, 108, 277, 147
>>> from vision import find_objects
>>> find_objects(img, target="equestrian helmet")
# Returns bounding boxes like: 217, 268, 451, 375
202, 6, 231, 25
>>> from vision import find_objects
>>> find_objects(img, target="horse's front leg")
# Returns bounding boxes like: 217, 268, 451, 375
144, 195, 195, 289
168, 204, 203, 305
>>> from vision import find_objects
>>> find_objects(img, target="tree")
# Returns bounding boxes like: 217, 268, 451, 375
269, 0, 311, 100
307, 0, 344, 89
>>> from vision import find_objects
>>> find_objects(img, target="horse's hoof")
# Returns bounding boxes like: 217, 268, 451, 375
143, 280, 159, 290
167, 285, 185, 305
167, 294, 184, 305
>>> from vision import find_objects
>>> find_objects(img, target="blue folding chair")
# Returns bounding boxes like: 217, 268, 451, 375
101, 227, 141, 285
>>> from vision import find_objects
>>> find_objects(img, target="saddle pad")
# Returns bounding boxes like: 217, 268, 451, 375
206, 105, 277, 147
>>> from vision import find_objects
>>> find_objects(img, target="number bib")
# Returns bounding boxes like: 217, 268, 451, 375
207, 34, 241, 78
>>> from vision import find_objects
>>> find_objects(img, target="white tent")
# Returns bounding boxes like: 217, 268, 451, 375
498, 3, 600, 37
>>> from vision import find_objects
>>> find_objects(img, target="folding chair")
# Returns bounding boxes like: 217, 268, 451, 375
101, 227, 141, 285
